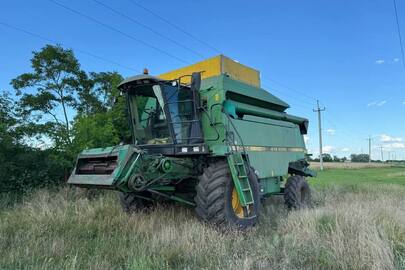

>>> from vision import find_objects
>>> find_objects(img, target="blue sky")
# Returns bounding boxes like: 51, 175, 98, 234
1, 0, 405, 159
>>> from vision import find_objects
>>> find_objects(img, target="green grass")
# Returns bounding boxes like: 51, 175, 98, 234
311, 166, 405, 187
0, 167, 404, 270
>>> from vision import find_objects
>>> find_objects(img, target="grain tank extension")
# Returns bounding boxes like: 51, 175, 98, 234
68, 55, 315, 228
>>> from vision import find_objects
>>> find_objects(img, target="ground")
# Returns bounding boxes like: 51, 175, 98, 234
0, 167, 404, 270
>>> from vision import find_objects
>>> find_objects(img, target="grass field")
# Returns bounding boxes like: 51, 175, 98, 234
309, 162, 397, 169
0, 167, 404, 270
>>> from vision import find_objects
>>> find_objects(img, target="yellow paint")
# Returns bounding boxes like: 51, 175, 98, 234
214, 93, 220, 102
158, 55, 260, 87
231, 187, 244, 218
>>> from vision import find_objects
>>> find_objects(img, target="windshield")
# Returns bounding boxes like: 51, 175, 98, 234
127, 82, 202, 145
128, 84, 172, 145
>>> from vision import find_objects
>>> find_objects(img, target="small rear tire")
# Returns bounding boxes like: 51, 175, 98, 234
195, 160, 261, 229
118, 192, 153, 213
284, 175, 312, 210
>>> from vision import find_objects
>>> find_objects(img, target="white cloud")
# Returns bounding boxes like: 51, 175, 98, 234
341, 147, 350, 152
367, 101, 377, 107
375, 59, 385, 64
367, 100, 386, 107
383, 143, 405, 150
326, 128, 335, 135
323, 145, 334, 153
376, 100, 386, 106
380, 134, 403, 143
393, 58, 400, 62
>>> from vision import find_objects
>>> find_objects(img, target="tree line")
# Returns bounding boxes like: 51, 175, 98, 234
310, 153, 377, 163
0, 44, 130, 193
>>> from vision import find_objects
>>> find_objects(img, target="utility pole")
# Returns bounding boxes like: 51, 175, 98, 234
313, 100, 326, 170
380, 146, 384, 161
367, 137, 372, 163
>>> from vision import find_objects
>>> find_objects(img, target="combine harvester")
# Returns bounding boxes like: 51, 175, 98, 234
68, 55, 315, 229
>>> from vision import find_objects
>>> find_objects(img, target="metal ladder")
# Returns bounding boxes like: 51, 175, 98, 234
227, 152, 254, 206
224, 113, 254, 207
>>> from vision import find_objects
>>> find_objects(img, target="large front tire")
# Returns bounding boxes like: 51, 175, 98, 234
284, 175, 312, 210
194, 160, 261, 229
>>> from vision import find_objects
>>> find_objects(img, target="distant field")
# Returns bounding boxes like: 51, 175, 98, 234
310, 161, 397, 169
0, 168, 404, 270
311, 166, 405, 187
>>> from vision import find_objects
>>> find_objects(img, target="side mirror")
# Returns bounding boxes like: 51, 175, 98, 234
190, 72, 201, 93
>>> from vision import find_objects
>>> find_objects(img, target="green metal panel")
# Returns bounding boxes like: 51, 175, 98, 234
68, 144, 195, 192
198, 74, 307, 186
260, 177, 282, 194
67, 145, 134, 186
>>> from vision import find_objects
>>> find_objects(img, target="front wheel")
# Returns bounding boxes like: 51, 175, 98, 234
194, 160, 261, 229
284, 175, 312, 210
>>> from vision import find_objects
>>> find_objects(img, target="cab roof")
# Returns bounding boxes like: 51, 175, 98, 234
118, 74, 166, 91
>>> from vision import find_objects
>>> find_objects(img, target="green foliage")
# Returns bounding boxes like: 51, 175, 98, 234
350, 153, 370, 162
11, 44, 83, 147
73, 71, 131, 144
322, 153, 333, 162
0, 93, 66, 193
2, 44, 131, 194
71, 113, 120, 153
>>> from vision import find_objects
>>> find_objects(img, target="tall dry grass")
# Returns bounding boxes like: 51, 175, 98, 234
0, 184, 404, 270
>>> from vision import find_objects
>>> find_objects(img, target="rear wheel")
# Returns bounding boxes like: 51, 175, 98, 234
118, 192, 153, 213
284, 175, 312, 210
195, 160, 260, 229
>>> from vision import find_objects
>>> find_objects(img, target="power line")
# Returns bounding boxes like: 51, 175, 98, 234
48, 0, 189, 64
90, 0, 205, 59
261, 75, 317, 102
262, 81, 315, 107
0, 22, 141, 72
70, 0, 321, 109
261, 82, 315, 110
126, 0, 222, 54
393, 0, 405, 70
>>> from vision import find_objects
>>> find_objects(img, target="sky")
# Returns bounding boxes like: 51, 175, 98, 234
1, 0, 405, 159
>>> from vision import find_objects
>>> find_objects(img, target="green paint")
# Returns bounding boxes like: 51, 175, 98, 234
227, 152, 254, 206
68, 72, 312, 205
260, 177, 282, 194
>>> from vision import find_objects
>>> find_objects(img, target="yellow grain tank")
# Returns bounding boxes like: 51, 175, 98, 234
159, 55, 261, 87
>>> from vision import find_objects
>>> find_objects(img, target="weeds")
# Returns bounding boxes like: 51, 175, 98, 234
0, 177, 404, 269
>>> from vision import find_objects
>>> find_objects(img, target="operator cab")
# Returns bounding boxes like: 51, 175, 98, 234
118, 73, 207, 156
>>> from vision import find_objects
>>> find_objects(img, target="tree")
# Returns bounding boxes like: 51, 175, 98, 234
322, 153, 333, 162
0, 92, 65, 193
11, 45, 83, 148
350, 154, 369, 162
71, 71, 131, 151
5, 44, 130, 193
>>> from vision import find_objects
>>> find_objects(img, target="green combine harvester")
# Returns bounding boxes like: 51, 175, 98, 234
68, 55, 315, 229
